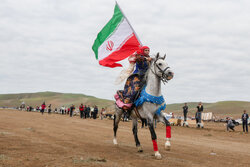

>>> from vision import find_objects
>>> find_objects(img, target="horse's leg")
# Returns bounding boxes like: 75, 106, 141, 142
148, 118, 162, 159
159, 113, 171, 150
113, 106, 123, 145
132, 117, 143, 152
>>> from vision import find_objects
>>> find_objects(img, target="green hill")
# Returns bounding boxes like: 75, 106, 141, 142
0, 92, 249, 117
0, 92, 114, 110
166, 101, 250, 117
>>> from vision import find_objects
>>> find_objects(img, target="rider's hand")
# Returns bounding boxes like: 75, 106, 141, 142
147, 57, 152, 62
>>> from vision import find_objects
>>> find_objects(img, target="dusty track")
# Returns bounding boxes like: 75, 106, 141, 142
0, 109, 249, 167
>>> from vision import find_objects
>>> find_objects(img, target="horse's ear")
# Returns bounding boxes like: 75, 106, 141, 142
163, 54, 166, 60
156, 52, 160, 59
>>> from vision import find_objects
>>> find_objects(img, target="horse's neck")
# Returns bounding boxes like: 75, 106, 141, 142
145, 67, 161, 96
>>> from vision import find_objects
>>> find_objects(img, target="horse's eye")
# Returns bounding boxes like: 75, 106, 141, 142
158, 63, 162, 66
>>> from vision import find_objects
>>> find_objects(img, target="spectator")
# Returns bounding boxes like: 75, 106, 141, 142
90, 106, 94, 118
242, 110, 249, 133
100, 108, 105, 120
195, 102, 203, 128
226, 117, 235, 131
86, 105, 90, 118
67, 107, 70, 115
79, 103, 84, 119
183, 103, 188, 122
123, 111, 129, 122
70, 104, 75, 117
61, 106, 65, 115
41, 102, 46, 115
93, 106, 98, 119
84, 105, 88, 118
48, 104, 52, 114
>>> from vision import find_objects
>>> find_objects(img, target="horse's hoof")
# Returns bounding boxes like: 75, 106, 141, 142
137, 146, 143, 152
113, 138, 118, 145
154, 151, 162, 160
165, 141, 171, 151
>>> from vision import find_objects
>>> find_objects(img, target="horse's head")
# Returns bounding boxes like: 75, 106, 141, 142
151, 53, 174, 83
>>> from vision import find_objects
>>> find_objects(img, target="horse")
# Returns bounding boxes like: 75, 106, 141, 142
113, 53, 174, 159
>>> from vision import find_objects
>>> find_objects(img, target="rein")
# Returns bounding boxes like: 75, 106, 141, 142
150, 58, 169, 84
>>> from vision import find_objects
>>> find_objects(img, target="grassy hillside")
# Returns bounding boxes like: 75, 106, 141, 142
0, 92, 249, 118
0, 92, 114, 110
166, 101, 250, 118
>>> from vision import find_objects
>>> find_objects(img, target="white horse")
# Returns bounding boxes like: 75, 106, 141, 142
113, 53, 174, 159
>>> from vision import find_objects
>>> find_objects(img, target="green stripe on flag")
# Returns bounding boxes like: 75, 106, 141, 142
92, 4, 124, 60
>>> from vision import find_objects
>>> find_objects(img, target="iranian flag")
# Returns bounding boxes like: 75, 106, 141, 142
92, 3, 142, 68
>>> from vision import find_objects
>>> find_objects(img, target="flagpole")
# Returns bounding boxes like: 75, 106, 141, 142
116, 1, 143, 46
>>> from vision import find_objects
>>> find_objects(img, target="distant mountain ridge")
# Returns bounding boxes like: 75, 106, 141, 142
0, 91, 114, 109
0, 92, 249, 117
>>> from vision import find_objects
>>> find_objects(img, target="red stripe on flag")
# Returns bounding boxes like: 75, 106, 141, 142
99, 33, 140, 68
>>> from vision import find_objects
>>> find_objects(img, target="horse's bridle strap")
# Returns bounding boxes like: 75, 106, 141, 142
151, 58, 169, 84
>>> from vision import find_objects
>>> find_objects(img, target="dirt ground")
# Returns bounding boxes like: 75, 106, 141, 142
0, 109, 250, 167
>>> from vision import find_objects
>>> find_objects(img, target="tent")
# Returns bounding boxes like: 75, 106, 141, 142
201, 112, 214, 121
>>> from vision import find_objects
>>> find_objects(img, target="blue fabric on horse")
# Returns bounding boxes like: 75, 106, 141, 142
135, 87, 166, 115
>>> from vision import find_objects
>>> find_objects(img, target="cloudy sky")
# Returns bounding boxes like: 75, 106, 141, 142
0, 0, 250, 104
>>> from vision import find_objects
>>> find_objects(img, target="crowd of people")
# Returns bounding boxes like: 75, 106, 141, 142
20, 101, 249, 133
22, 102, 111, 120
182, 102, 249, 133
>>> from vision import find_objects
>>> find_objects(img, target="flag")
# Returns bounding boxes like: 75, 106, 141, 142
92, 3, 141, 68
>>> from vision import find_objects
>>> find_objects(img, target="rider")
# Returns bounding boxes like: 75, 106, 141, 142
115, 46, 152, 110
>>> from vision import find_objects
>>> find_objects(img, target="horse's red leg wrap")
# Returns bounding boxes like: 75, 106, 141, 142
166, 126, 171, 138
152, 140, 158, 151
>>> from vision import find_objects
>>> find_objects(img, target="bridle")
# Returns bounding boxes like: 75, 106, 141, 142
150, 57, 170, 84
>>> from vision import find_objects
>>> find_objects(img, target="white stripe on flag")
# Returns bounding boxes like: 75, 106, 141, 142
98, 18, 133, 60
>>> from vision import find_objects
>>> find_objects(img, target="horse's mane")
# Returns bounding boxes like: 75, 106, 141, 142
142, 57, 155, 83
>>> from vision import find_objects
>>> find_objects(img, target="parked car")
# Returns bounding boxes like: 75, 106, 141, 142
219, 118, 227, 123
234, 118, 250, 126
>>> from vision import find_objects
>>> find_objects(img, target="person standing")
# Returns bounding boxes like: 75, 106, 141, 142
61, 106, 65, 115
48, 104, 52, 114
67, 107, 70, 115
100, 108, 105, 120
90, 106, 94, 118
93, 106, 98, 119
79, 104, 84, 119
84, 105, 87, 118
86, 105, 90, 118
41, 102, 46, 115
196, 102, 203, 128
183, 103, 188, 122
70, 104, 75, 117
242, 110, 249, 133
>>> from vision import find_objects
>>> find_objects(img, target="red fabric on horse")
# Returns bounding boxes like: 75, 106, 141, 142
166, 126, 171, 138
152, 139, 158, 151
